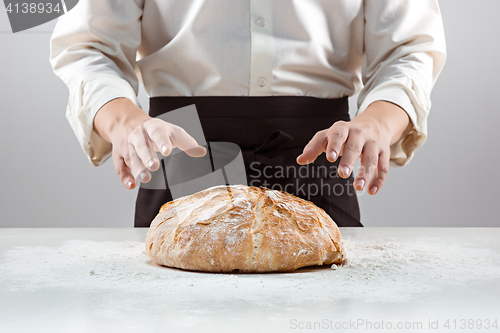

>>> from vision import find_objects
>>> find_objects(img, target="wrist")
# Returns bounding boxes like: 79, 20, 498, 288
94, 97, 150, 143
355, 101, 412, 145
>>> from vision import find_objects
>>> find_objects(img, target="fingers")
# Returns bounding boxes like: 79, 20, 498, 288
297, 119, 390, 195
143, 119, 206, 158
296, 130, 328, 165
354, 141, 378, 191
124, 119, 207, 184
143, 119, 173, 157
128, 125, 160, 175
112, 147, 136, 189
368, 150, 390, 195
337, 129, 365, 178
325, 122, 349, 163
128, 141, 151, 183
170, 125, 207, 157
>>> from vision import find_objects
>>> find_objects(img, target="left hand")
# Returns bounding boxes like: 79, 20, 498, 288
296, 101, 411, 195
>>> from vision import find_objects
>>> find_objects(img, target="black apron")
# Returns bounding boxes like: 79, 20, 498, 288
135, 96, 362, 227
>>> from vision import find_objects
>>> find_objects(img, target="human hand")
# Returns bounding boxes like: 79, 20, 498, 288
296, 101, 411, 195
94, 98, 206, 189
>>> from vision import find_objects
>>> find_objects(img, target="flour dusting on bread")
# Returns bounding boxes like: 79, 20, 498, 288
145, 185, 346, 273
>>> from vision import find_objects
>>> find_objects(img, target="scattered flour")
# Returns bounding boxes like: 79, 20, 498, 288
0, 236, 499, 306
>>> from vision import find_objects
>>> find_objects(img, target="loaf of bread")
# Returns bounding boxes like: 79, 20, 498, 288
145, 185, 346, 273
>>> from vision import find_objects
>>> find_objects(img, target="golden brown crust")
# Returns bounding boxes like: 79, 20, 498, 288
145, 185, 346, 273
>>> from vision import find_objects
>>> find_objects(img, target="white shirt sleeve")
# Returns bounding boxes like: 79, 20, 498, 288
49, 0, 144, 166
358, 0, 447, 166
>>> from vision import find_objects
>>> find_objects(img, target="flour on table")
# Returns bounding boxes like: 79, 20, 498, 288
0, 237, 499, 305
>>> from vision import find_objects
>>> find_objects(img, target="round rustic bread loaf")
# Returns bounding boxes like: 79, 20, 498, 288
145, 185, 346, 273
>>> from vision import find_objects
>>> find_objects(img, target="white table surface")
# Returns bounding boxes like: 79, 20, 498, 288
0, 228, 499, 333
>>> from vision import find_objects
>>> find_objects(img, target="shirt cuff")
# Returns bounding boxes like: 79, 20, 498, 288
357, 83, 426, 167
65, 75, 141, 166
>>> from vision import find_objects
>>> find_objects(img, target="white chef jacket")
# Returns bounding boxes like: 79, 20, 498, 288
49, 0, 446, 167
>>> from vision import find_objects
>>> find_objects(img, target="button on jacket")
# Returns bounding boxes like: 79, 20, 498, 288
49, 0, 446, 167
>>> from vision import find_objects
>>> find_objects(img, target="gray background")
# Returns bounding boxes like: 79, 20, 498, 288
0, 0, 498, 227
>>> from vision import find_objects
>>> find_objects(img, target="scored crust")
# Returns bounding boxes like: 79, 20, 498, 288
145, 185, 346, 273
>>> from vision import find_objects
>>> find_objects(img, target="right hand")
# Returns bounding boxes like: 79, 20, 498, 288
93, 97, 206, 189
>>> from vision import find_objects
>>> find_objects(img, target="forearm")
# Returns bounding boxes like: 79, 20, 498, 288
352, 100, 412, 146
